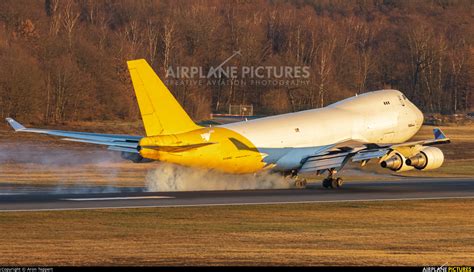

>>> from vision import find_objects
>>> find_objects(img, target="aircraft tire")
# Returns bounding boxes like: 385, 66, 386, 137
322, 178, 332, 188
295, 178, 307, 189
333, 177, 343, 188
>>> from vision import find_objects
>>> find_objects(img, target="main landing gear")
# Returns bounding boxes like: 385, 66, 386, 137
294, 177, 307, 188
322, 168, 344, 189
283, 169, 344, 189
284, 171, 307, 189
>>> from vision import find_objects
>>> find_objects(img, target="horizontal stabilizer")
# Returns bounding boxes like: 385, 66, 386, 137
5, 118, 25, 131
107, 146, 140, 154
141, 142, 216, 152
5, 118, 143, 154
61, 138, 139, 149
433, 128, 447, 140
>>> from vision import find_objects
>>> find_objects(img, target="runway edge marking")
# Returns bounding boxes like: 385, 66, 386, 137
62, 196, 175, 201
1, 195, 474, 212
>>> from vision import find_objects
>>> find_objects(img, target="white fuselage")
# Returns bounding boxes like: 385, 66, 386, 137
222, 90, 424, 148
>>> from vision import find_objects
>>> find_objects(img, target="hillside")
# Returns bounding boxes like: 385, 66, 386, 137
0, 0, 472, 124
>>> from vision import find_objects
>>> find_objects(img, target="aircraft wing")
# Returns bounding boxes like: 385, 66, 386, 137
299, 128, 450, 173
6, 118, 142, 154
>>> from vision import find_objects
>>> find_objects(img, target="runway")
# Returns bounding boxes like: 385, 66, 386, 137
0, 178, 473, 211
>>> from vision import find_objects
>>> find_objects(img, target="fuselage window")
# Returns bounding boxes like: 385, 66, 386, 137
383, 101, 390, 105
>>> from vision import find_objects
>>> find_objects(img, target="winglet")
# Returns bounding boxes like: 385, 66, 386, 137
5, 118, 26, 131
433, 128, 447, 140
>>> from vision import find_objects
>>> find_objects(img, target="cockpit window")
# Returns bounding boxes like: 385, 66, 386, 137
402, 94, 407, 100
398, 95, 406, 106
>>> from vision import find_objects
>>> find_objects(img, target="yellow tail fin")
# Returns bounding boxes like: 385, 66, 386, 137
127, 59, 201, 136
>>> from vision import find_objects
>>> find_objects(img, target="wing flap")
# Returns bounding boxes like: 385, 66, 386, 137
299, 152, 351, 173
351, 148, 390, 162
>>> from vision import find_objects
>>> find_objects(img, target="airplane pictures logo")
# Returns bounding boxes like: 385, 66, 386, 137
422, 264, 472, 272
164, 51, 311, 87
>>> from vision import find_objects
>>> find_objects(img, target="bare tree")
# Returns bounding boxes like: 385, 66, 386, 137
48, 0, 61, 36
351, 18, 380, 94
1, 0, 473, 123
162, 19, 175, 70
96, 11, 109, 51
62, 0, 80, 48
127, 20, 142, 58
407, 23, 434, 108
314, 22, 337, 108
86, 0, 99, 25
146, 19, 159, 65
116, 19, 143, 60
448, 38, 468, 113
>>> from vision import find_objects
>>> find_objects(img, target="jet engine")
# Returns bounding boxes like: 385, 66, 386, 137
380, 152, 413, 172
405, 147, 444, 170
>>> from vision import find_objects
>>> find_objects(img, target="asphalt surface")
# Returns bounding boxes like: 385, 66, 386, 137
0, 178, 473, 211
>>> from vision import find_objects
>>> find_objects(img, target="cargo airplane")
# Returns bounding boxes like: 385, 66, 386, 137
6, 59, 451, 188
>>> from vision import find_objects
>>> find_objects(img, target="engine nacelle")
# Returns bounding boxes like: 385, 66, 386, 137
406, 147, 444, 171
380, 152, 413, 172
121, 152, 153, 163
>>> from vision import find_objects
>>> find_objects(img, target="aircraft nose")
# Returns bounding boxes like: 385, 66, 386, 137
414, 106, 424, 127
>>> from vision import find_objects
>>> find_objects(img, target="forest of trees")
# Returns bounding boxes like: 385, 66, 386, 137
0, 0, 472, 123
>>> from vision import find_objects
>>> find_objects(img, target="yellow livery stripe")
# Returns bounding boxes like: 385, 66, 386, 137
139, 127, 267, 174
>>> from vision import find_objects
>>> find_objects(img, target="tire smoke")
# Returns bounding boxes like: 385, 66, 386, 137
146, 163, 292, 192
0, 142, 137, 194
1, 142, 293, 194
